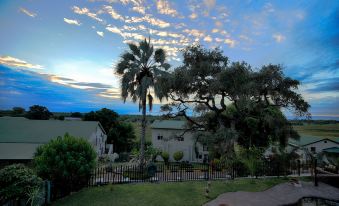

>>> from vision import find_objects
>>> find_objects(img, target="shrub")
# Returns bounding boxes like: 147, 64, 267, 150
173, 151, 184, 162
34, 133, 96, 195
161, 152, 169, 164
0, 164, 42, 203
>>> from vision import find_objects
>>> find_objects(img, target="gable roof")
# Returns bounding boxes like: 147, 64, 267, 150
151, 120, 187, 130
0, 118, 104, 143
288, 136, 339, 147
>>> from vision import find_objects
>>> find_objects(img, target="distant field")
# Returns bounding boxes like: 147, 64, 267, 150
293, 123, 339, 138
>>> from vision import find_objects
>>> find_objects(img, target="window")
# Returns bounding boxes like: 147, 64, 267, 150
311, 147, 316, 153
177, 136, 184, 141
203, 154, 209, 161
324, 140, 327, 143
157, 135, 163, 140
203, 144, 208, 151
198, 154, 202, 159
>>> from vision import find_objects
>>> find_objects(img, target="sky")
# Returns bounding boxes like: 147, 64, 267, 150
0, 0, 338, 118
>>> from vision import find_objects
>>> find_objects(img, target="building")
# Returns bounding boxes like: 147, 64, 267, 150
0, 117, 108, 161
151, 120, 208, 162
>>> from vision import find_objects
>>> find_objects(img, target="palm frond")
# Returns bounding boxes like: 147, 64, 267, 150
128, 43, 140, 58
154, 49, 166, 64
148, 93, 153, 111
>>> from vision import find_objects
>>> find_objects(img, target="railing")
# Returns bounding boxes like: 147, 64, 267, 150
88, 160, 314, 186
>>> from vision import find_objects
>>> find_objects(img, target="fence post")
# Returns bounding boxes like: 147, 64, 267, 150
297, 160, 301, 176
314, 159, 318, 187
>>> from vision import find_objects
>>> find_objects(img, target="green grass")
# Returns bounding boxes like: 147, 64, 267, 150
294, 123, 339, 138
53, 178, 295, 206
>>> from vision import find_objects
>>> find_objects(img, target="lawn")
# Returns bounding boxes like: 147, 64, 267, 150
53, 178, 293, 206
293, 123, 339, 138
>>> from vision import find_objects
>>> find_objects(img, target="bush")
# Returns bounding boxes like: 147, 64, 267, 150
34, 133, 96, 195
173, 151, 184, 162
161, 152, 169, 164
0, 164, 42, 203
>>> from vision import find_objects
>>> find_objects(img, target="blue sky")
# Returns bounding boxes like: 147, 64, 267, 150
0, 0, 338, 118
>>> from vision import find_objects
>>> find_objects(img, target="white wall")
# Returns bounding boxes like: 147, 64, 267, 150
89, 125, 107, 156
152, 128, 208, 162
304, 139, 339, 154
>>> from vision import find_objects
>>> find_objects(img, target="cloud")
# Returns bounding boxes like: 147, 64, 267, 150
224, 39, 235, 47
0, 56, 43, 70
124, 15, 170, 28
189, 13, 198, 19
203, 0, 216, 10
132, 6, 146, 14
203, 35, 212, 42
263, 3, 275, 13
97, 31, 104, 37
183, 29, 205, 38
19, 8, 37, 18
102, 5, 124, 21
63, 18, 81, 26
72, 6, 103, 22
273, 33, 286, 42
156, 0, 179, 17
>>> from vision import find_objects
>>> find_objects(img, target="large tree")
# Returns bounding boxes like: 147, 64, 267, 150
83, 108, 136, 153
160, 45, 310, 158
25, 105, 53, 120
115, 38, 170, 163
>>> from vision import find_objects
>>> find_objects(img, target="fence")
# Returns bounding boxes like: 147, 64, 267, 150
88, 160, 314, 186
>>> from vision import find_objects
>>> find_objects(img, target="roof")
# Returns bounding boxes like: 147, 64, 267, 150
323, 147, 339, 154
288, 136, 339, 147
0, 143, 41, 159
151, 120, 187, 130
0, 118, 105, 143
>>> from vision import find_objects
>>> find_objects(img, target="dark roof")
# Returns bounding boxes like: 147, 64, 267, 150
0, 117, 105, 143
151, 120, 187, 130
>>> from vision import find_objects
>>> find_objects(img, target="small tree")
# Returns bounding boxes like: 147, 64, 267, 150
237, 146, 263, 178
161, 152, 169, 165
173, 151, 184, 162
34, 133, 96, 194
11, 107, 25, 116
0, 164, 42, 203
25, 105, 52, 120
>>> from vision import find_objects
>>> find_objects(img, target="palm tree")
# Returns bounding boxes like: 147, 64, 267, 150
115, 38, 170, 164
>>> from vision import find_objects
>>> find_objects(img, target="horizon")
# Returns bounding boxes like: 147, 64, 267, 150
0, 0, 338, 118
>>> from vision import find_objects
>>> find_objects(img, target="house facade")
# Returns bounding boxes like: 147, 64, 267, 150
0, 117, 108, 161
151, 120, 208, 163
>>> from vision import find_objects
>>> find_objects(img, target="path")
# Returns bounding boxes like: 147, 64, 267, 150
204, 181, 339, 206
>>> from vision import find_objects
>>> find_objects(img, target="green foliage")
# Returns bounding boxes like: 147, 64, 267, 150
34, 133, 97, 193
237, 146, 264, 177
159, 45, 309, 153
161, 152, 169, 164
115, 38, 171, 163
0, 164, 42, 202
11, 107, 25, 116
84, 108, 136, 153
109, 122, 136, 153
173, 151, 184, 162
25, 105, 53, 120
70, 112, 82, 118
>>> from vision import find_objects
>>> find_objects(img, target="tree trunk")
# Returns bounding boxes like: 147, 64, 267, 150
140, 95, 147, 165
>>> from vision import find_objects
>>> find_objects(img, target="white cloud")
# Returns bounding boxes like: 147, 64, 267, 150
156, 0, 179, 17
102, 5, 124, 21
125, 15, 170, 28
72, 6, 103, 22
203, 35, 213, 42
203, 0, 216, 10
189, 13, 198, 19
0, 56, 44, 70
183, 29, 205, 38
132, 6, 146, 14
273, 34, 286, 43
224, 39, 235, 47
263, 3, 275, 13
106, 26, 124, 36
97, 31, 104, 37
19, 8, 37, 18
63, 18, 81, 26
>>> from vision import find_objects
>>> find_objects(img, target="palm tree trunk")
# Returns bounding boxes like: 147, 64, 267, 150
140, 95, 147, 165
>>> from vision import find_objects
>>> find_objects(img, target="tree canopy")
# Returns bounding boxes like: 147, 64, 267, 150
25, 105, 53, 120
160, 45, 310, 157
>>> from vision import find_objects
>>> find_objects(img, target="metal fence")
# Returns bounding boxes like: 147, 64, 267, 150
88, 160, 314, 186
